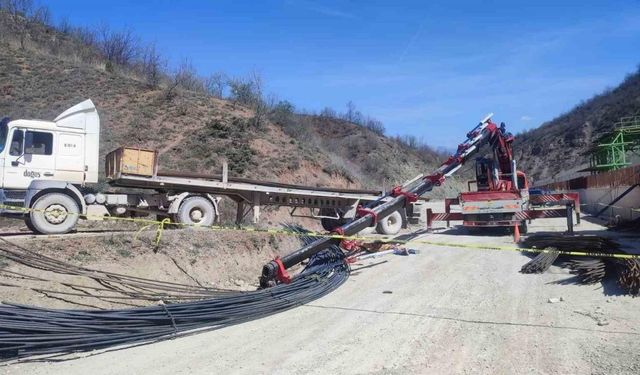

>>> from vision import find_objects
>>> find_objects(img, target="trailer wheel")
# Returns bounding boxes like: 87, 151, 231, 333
376, 210, 402, 235
176, 196, 216, 227
29, 193, 79, 234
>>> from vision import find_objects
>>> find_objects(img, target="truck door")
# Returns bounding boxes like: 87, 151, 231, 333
4, 128, 56, 190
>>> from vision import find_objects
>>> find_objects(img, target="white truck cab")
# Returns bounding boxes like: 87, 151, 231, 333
0, 100, 100, 233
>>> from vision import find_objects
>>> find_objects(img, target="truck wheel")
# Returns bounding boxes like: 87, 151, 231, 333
376, 210, 402, 235
24, 217, 37, 233
29, 193, 79, 234
176, 196, 215, 227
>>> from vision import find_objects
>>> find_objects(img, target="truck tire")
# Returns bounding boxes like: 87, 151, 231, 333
176, 196, 216, 227
24, 217, 37, 233
29, 193, 79, 234
376, 210, 402, 235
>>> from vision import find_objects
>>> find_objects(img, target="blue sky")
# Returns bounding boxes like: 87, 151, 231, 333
45, 0, 640, 148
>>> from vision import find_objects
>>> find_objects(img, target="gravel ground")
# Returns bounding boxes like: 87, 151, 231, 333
5, 213, 640, 374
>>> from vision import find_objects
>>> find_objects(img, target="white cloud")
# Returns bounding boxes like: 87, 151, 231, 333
520, 116, 532, 121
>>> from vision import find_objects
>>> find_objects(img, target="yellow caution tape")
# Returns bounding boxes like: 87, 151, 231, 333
1, 204, 638, 259
155, 218, 171, 247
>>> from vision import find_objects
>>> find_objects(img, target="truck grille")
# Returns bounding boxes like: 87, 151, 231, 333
3, 190, 26, 200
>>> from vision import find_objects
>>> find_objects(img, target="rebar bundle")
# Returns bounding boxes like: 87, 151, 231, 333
615, 259, 640, 295
564, 258, 607, 284
520, 250, 559, 274
521, 234, 620, 253
521, 234, 640, 296
0, 229, 349, 362
0, 239, 228, 303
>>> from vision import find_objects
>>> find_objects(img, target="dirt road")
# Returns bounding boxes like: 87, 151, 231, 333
7, 218, 640, 374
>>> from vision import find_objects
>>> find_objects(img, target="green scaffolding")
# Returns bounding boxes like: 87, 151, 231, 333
588, 116, 640, 172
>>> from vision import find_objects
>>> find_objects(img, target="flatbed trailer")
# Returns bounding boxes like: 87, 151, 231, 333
101, 167, 397, 232
0, 100, 408, 235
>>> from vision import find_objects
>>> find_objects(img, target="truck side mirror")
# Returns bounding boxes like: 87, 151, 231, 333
11, 152, 24, 167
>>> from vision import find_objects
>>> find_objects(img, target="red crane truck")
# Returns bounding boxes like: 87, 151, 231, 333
426, 119, 579, 233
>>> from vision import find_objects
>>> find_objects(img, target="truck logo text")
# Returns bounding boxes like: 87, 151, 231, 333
23, 170, 41, 178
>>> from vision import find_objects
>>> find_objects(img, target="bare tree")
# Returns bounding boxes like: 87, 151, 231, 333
228, 72, 262, 106
344, 100, 356, 122
227, 71, 268, 127
352, 110, 364, 125
174, 59, 204, 91
57, 16, 72, 33
141, 42, 165, 87
3, 0, 34, 49
163, 77, 180, 101
320, 107, 337, 119
99, 25, 140, 68
204, 72, 226, 98
248, 71, 268, 128
30, 4, 50, 25
365, 117, 385, 135
71, 25, 97, 46
164, 59, 203, 100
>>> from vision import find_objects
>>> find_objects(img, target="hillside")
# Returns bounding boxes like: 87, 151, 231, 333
515, 70, 640, 183
0, 17, 452, 197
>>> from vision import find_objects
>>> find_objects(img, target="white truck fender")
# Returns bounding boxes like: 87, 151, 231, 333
24, 180, 87, 215
167, 193, 220, 217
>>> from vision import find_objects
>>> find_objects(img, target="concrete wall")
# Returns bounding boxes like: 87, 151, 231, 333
578, 185, 640, 222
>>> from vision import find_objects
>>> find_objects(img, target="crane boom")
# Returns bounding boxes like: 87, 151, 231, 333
260, 114, 504, 287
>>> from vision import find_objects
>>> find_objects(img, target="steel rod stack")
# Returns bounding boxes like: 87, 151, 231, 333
521, 234, 621, 253
0, 241, 349, 362
565, 258, 607, 284
614, 258, 640, 295
520, 250, 560, 274
0, 239, 229, 303
521, 233, 640, 296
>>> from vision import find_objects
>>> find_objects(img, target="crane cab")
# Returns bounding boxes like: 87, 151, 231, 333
474, 157, 528, 192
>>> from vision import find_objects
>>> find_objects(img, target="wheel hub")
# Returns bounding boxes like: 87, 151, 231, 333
189, 208, 204, 223
44, 204, 68, 224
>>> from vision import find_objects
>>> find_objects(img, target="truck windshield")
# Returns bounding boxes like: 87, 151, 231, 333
0, 118, 8, 153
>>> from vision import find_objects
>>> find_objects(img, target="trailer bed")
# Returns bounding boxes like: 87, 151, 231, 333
108, 172, 386, 214
156, 171, 382, 196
